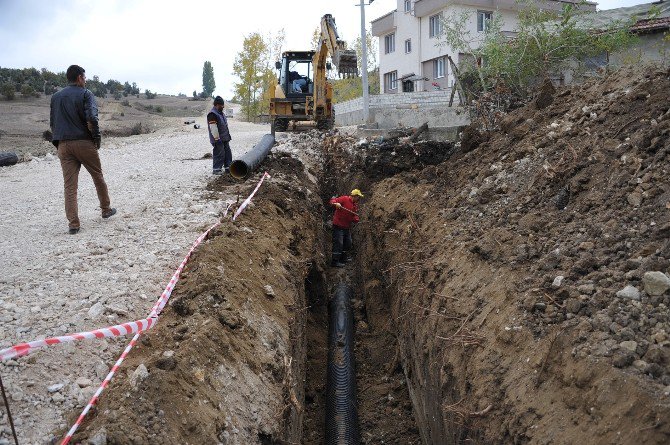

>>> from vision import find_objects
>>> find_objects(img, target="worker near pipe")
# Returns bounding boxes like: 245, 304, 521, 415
207, 96, 232, 175
329, 189, 363, 267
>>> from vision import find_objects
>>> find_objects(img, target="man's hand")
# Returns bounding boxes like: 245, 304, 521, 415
334, 202, 342, 209
94, 137, 101, 150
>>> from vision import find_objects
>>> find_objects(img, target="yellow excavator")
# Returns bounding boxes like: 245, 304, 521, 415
269, 14, 358, 134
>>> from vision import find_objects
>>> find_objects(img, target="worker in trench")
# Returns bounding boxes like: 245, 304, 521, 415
329, 189, 363, 268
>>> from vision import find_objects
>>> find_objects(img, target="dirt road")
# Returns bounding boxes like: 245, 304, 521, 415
0, 119, 268, 444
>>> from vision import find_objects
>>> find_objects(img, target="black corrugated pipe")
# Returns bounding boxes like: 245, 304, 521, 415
325, 283, 360, 444
229, 134, 275, 179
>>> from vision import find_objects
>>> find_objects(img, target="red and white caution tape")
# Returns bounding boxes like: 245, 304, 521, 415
0, 317, 157, 362
58, 177, 267, 442
233, 172, 270, 221
60, 332, 141, 445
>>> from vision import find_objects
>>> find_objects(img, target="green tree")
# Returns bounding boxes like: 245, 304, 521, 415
352, 28, 378, 75
233, 33, 269, 121
202, 61, 216, 97
1, 82, 15, 100
439, 1, 636, 99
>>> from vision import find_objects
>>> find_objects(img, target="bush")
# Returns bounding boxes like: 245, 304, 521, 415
155, 105, 164, 113
1, 83, 15, 100
113, 91, 122, 100
130, 123, 143, 135
121, 99, 130, 106
145, 89, 157, 99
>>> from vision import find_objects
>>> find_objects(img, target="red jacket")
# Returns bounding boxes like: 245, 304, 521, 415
330, 195, 359, 229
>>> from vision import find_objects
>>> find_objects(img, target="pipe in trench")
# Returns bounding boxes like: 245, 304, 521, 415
229, 134, 275, 179
325, 282, 360, 444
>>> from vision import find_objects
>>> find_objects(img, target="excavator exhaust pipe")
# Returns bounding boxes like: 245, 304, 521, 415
229, 134, 275, 179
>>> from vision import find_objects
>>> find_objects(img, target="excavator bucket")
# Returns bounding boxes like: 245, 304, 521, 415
337, 49, 359, 78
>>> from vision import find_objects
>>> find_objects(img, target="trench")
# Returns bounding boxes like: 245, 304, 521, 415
297, 138, 424, 444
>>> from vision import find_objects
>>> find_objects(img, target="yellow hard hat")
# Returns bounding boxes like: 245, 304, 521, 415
351, 189, 364, 197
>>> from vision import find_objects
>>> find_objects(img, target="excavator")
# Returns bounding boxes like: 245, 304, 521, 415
269, 14, 358, 134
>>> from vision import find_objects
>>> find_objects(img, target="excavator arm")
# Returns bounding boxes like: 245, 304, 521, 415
316, 14, 358, 78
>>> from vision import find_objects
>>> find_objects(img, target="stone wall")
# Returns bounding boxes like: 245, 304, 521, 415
334, 90, 470, 129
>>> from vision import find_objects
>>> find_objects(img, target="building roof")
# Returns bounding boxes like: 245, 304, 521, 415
576, 0, 670, 31
371, 9, 396, 25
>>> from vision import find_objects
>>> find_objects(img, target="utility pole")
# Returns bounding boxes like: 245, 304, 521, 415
358, 0, 374, 125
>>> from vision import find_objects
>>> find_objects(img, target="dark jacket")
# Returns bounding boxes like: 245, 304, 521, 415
50, 85, 100, 146
207, 106, 231, 145
330, 195, 360, 229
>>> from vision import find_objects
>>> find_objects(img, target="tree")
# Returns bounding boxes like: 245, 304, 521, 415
1, 82, 15, 100
145, 89, 157, 99
233, 33, 270, 121
202, 61, 216, 97
439, 1, 636, 99
352, 28, 378, 75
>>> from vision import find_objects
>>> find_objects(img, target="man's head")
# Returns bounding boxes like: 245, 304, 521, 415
350, 188, 364, 203
66, 65, 86, 87
213, 96, 224, 111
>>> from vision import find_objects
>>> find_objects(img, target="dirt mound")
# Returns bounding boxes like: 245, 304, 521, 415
324, 65, 670, 443
67, 152, 325, 444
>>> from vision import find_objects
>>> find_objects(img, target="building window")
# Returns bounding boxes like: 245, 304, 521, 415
433, 57, 446, 79
477, 11, 492, 32
404, 0, 411, 12
385, 71, 398, 91
384, 33, 395, 54
429, 13, 443, 38
404, 39, 412, 54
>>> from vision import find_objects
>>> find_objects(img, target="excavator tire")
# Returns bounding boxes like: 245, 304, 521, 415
273, 118, 289, 132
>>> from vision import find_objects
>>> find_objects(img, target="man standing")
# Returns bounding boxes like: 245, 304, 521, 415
207, 96, 232, 175
50, 65, 116, 235
329, 189, 363, 268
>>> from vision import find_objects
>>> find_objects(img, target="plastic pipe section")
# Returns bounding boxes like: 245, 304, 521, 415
325, 283, 360, 444
229, 134, 275, 179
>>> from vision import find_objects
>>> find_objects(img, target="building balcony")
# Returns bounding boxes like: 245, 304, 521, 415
371, 10, 397, 36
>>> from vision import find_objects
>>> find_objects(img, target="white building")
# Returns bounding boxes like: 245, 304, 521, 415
371, 0, 596, 94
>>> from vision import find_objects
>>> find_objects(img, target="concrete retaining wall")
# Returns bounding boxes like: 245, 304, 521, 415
335, 90, 470, 129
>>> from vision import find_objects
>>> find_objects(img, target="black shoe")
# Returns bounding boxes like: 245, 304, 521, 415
341, 253, 353, 263
331, 261, 345, 268
213, 169, 223, 175
68, 227, 80, 235
102, 208, 117, 219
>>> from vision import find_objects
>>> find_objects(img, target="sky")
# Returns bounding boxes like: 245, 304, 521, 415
0, 0, 654, 98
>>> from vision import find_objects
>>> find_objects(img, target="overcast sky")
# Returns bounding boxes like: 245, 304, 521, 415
0, 0, 652, 98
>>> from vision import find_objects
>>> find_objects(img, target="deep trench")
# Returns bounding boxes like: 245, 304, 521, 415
298, 143, 423, 444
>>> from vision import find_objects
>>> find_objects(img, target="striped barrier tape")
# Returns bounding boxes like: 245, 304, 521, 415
60, 333, 141, 445
59, 174, 268, 442
0, 171, 268, 362
233, 172, 270, 221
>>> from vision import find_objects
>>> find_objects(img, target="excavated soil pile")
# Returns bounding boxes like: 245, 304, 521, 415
67, 145, 327, 444
320, 66, 669, 444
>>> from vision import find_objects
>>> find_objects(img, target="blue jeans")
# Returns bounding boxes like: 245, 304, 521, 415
212, 141, 232, 172
332, 225, 352, 261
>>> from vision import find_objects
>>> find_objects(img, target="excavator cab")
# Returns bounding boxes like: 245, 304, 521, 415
277, 51, 314, 98
269, 14, 358, 134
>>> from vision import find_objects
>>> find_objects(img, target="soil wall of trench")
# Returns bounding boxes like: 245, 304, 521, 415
69, 149, 328, 444
327, 66, 670, 445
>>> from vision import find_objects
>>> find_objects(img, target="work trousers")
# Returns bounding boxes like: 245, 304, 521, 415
332, 225, 352, 260
213, 140, 232, 172
57, 139, 111, 229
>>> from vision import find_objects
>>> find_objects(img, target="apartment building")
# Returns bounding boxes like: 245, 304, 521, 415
371, 0, 596, 94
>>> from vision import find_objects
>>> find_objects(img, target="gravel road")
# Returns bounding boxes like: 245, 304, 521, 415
0, 119, 270, 444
